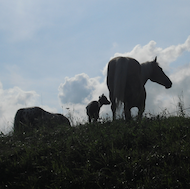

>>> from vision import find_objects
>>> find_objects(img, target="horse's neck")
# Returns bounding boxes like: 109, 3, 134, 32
140, 62, 152, 86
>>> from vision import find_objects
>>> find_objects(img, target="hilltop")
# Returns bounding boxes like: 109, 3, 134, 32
1, 114, 190, 188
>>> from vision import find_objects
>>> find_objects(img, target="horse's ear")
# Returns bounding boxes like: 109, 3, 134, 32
154, 56, 157, 62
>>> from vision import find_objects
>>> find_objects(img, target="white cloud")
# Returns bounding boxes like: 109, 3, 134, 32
58, 73, 101, 104
102, 36, 190, 76
0, 82, 40, 134
170, 63, 190, 84
58, 73, 111, 124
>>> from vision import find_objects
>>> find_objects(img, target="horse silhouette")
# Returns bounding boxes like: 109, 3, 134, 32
14, 106, 70, 132
86, 94, 110, 123
107, 56, 172, 121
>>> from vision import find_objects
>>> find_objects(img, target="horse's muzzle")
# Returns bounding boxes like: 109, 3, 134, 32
165, 82, 172, 89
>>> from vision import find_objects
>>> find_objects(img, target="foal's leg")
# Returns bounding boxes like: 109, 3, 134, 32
88, 116, 91, 123
93, 113, 99, 122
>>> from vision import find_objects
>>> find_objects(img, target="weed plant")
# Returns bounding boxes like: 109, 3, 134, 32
1, 113, 190, 188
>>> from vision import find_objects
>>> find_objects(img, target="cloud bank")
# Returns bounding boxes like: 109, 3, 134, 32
58, 73, 99, 104
0, 83, 40, 134
103, 36, 190, 76
58, 73, 110, 123
59, 36, 190, 122
0, 82, 59, 134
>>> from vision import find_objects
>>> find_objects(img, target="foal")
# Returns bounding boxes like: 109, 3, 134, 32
86, 94, 110, 123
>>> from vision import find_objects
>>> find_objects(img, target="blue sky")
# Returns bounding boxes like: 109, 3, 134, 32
0, 1, 190, 133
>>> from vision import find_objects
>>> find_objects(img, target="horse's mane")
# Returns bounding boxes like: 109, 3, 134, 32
152, 60, 159, 66
141, 60, 159, 67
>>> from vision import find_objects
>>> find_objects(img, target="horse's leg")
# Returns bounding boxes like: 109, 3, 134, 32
110, 93, 116, 120
138, 90, 146, 121
124, 103, 132, 121
137, 103, 145, 121
137, 108, 144, 121
137, 87, 146, 121
111, 102, 116, 120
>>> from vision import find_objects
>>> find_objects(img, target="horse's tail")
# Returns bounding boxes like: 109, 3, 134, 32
113, 58, 129, 106
111, 57, 142, 108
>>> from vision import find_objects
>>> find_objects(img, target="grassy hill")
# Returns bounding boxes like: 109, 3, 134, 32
1, 113, 190, 188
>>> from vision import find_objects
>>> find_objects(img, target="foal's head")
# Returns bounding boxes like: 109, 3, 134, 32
98, 94, 110, 106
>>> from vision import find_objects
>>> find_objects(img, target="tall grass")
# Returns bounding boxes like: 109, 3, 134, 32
1, 110, 190, 188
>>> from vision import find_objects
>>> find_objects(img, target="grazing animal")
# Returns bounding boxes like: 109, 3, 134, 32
107, 56, 172, 121
86, 94, 110, 123
14, 107, 70, 132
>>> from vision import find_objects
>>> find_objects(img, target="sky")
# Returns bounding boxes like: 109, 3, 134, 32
0, 0, 190, 133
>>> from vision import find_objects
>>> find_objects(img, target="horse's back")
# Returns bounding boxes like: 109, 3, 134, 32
107, 57, 142, 103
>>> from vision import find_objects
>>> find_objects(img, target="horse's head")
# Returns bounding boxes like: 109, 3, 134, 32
150, 57, 172, 89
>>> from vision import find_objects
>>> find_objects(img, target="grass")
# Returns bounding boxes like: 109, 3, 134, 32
1, 113, 190, 188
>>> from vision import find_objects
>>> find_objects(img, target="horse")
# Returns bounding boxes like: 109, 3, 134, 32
86, 94, 110, 123
107, 56, 172, 121
14, 106, 70, 133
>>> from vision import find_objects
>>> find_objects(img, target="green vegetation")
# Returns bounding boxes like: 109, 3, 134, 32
1, 113, 190, 188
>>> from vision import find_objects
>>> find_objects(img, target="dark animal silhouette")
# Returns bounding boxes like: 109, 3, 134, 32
14, 106, 70, 132
86, 94, 110, 123
107, 56, 172, 121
